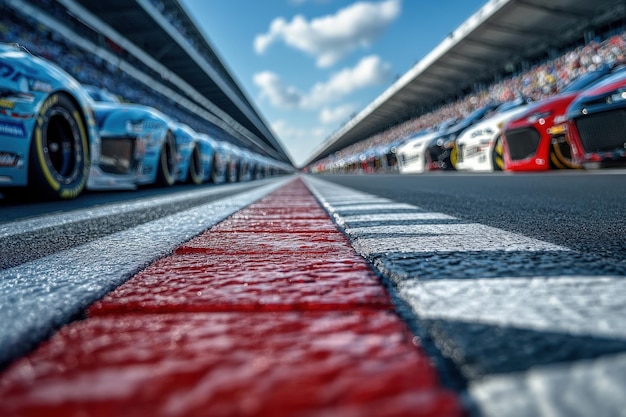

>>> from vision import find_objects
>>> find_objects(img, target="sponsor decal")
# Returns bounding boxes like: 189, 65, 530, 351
0, 98, 15, 109
0, 108, 35, 119
29, 79, 53, 93
465, 146, 481, 157
0, 61, 39, 95
0, 152, 18, 167
0, 120, 26, 137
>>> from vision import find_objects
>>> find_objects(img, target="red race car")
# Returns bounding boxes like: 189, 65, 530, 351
557, 68, 626, 168
501, 64, 624, 171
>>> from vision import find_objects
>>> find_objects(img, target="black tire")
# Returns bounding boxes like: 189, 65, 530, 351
155, 132, 176, 186
228, 162, 240, 183
491, 135, 504, 171
187, 145, 203, 185
29, 93, 90, 200
210, 154, 222, 183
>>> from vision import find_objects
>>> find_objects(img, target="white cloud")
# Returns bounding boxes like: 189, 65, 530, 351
319, 104, 357, 125
304, 54, 391, 107
253, 55, 391, 110
254, 0, 401, 67
253, 71, 303, 109
271, 119, 330, 166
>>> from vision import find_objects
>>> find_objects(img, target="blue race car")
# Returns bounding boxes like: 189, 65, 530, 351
0, 43, 100, 200
237, 148, 262, 181
84, 86, 178, 189
209, 140, 233, 184
172, 123, 215, 185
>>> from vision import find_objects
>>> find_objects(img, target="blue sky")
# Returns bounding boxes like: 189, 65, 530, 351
178, 0, 487, 166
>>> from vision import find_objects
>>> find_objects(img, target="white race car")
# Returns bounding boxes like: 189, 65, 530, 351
455, 99, 533, 172
396, 129, 442, 174
0, 43, 100, 200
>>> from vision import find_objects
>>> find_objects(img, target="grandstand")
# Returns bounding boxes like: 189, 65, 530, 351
304, 0, 626, 170
313, 29, 626, 174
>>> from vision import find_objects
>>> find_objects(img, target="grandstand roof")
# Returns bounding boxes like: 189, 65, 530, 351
67, 0, 292, 164
303, 0, 626, 166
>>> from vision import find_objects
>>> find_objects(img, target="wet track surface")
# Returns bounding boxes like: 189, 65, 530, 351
1, 172, 625, 416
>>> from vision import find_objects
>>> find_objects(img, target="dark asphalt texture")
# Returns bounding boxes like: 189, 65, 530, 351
318, 171, 626, 265
0, 181, 269, 269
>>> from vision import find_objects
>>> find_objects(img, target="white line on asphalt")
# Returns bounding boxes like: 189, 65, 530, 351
322, 198, 395, 206
469, 352, 626, 417
348, 224, 568, 253
325, 203, 418, 212
398, 277, 626, 339
337, 212, 457, 224
0, 180, 278, 238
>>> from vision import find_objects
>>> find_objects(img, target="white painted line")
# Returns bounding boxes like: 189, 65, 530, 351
351, 231, 568, 255
338, 212, 457, 223
0, 179, 280, 238
0, 177, 290, 364
327, 203, 419, 212
322, 196, 394, 204
470, 352, 626, 417
398, 276, 626, 339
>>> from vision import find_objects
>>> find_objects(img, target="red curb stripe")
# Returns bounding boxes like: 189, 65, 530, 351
174, 232, 357, 255
0, 312, 462, 417
88, 251, 390, 315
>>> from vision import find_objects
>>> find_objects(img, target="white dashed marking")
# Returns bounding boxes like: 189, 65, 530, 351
338, 212, 456, 223
470, 352, 626, 417
399, 276, 626, 339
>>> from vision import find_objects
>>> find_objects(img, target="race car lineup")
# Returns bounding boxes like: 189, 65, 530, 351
311, 61, 626, 175
4, 42, 626, 200
0, 43, 292, 200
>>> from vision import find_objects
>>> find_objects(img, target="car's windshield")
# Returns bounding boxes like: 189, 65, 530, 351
561, 68, 611, 93
84, 86, 120, 103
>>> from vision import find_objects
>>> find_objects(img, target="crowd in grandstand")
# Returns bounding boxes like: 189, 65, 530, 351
326, 28, 626, 166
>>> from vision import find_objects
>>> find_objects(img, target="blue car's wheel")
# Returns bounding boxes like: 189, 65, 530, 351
29, 93, 89, 200
155, 132, 176, 186
187, 145, 203, 185
210, 154, 223, 184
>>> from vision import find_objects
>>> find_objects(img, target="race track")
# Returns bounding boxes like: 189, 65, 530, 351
1, 172, 625, 416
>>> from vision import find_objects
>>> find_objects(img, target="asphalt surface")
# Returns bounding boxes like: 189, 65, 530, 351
0, 180, 272, 269
318, 171, 626, 264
